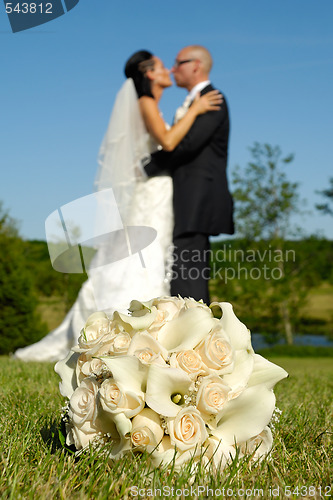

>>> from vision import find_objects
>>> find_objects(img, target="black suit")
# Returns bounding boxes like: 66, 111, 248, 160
145, 84, 234, 303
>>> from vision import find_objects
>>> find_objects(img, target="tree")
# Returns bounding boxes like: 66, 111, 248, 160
316, 177, 333, 216
230, 143, 310, 345
0, 204, 47, 354
232, 143, 300, 240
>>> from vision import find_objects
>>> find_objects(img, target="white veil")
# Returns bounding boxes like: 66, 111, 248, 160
94, 78, 151, 224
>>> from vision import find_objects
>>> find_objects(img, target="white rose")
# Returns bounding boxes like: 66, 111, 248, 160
167, 406, 208, 452
85, 311, 111, 329
110, 332, 131, 354
196, 375, 230, 426
196, 327, 234, 374
151, 296, 185, 321
99, 378, 144, 419
133, 348, 162, 365
205, 436, 236, 472
239, 426, 273, 461
66, 377, 100, 449
76, 312, 111, 352
127, 332, 168, 366
169, 350, 206, 379
76, 354, 105, 383
131, 409, 164, 451
88, 330, 131, 358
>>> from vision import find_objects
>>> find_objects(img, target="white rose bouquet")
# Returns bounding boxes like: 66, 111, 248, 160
55, 296, 288, 472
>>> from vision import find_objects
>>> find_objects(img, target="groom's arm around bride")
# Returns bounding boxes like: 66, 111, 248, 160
145, 45, 234, 304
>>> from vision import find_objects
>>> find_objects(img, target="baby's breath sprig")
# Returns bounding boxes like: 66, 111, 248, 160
269, 406, 282, 431
160, 416, 169, 435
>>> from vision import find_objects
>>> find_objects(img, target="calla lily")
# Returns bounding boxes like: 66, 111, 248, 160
111, 412, 132, 438
113, 306, 158, 332
222, 349, 254, 397
212, 384, 276, 445
213, 302, 252, 351
99, 355, 148, 395
157, 307, 217, 352
106, 431, 132, 460
146, 364, 193, 417
128, 299, 154, 312
55, 350, 80, 399
247, 354, 288, 389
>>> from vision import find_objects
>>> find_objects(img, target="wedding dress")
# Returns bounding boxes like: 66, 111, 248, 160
14, 79, 173, 362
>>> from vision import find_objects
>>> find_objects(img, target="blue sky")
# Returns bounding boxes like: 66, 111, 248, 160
1, 0, 333, 240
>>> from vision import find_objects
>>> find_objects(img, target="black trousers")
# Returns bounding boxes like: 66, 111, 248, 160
170, 232, 211, 304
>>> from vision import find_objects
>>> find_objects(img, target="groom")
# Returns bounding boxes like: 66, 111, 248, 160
145, 45, 234, 304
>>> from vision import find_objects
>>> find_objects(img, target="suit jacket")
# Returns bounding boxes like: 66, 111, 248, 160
145, 84, 234, 238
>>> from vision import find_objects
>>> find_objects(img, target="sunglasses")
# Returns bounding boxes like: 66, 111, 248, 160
173, 58, 197, 68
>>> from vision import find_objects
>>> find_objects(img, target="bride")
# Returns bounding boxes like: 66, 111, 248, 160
14, 50, 222, 362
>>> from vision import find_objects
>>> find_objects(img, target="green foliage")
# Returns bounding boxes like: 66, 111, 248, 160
257, 346, 333, 357
230, 143, 323, 344
210, 237, 333, 343
0, 356, 331, 498
0, 206, 47, 354
232, 143, 301, 240
23, 239, 88, 308
316, 176, 333, 216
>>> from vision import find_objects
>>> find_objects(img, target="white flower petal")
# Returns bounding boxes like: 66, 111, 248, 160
127, 332, 168, 360
85, 311, 109, 327
149, 437, 178, 468
113, 307, 158, 331
247, 354, 288, 389
205, 436, 236, 471
214, 302, 252, 351
112, 412, 132, 438
239, 426, 273, 460
212, 384, 276, 445
131, 408, 164, 448
99, 355, 148, 395
55, 351, 80, 399
157, 307, 217, 352
222, 349, 254, 396
128, 299, 154, 312
146, 364, 192, 417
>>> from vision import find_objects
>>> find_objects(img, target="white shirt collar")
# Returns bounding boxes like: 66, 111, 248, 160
188, 80, 211, 101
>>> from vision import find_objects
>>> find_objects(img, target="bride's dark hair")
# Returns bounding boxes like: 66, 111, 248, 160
124, 50, 155, 98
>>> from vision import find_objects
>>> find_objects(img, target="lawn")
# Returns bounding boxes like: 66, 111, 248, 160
0, 356, 332, 499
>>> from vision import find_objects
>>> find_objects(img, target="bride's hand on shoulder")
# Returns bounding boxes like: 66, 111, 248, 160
193, 90, 223, 115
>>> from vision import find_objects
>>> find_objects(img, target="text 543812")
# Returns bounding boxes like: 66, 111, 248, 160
5, 3, 53, 14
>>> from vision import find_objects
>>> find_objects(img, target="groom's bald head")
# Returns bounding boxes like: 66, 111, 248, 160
172, 45, 213, 90
186, 45, 213, 73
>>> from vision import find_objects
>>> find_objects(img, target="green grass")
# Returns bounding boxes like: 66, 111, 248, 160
0, 357, 332, 499
301, 283, 333, 322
